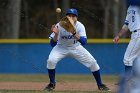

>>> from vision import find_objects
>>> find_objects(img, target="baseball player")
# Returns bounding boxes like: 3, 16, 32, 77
113, 5, 140, 78
44, 8, 110, 91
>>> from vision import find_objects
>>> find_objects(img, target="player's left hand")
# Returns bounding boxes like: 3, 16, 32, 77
51, 24, 59, 35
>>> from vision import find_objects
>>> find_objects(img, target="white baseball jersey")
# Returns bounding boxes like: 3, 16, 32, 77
50, 21, 86, 47
123, 6, 140, 66
125, 5, 140, 31
47, 21, 100, 72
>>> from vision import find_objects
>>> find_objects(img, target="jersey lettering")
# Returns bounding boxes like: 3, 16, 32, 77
128, 10, 135, 14
128, 10, 136, 22
132, 16, 135, 22
61, 35, 74, 39
125, 6, 140, 32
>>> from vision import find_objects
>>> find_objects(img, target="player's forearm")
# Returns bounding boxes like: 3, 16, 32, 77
50, 39, 57, 47
53, 34, 58, 42
79, 37, 87, 45
117, 24, 128, 37
117, 29, 127, 37
50, 34, 58, 47
73, 34, 87, 45
73, 33, 80, 40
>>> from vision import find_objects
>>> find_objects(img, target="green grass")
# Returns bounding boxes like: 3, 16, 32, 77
0, 74, 119, 82
0, 74, 48, 82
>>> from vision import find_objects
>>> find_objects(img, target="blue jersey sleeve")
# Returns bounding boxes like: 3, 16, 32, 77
50, 38, 57, 47
78, 36, 87, 45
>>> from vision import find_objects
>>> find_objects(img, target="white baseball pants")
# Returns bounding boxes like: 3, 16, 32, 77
124, 30, 140, 66
47, 45, 100, 72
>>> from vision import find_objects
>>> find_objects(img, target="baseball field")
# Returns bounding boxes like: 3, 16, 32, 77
0, 74, 119, 93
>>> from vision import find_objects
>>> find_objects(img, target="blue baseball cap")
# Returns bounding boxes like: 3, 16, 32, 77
66, 8, 78, 17
127, 0, 140, 6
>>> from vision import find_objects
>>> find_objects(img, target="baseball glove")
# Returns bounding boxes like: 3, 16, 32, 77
60, 16, 76, 34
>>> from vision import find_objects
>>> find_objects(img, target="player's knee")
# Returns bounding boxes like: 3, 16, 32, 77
87, 61, 100, 72
90, 62, 100, 71
123, 59, 133, 66
47, 59, 57, 69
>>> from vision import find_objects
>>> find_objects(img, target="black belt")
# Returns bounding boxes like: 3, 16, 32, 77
134, 30, 137, 32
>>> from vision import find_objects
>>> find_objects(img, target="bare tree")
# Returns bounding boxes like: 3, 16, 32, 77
22, 0, 29, 38
100, 0, 112, 38
5, 0, 21, 38
113, 0, 119, 36
62, 0, 70, 15
53, 0, 60, 21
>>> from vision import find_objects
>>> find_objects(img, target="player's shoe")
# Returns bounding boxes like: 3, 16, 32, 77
44, 83, 55, 91
98, 84, 111, 91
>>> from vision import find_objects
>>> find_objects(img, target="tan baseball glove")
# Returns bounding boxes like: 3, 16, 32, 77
60, 16, 76, 34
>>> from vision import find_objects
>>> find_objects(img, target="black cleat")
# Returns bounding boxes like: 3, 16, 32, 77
44, 83, 55, 91
98, 84, 111, 91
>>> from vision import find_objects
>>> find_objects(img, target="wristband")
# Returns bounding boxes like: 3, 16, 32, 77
73, 32, 76, 36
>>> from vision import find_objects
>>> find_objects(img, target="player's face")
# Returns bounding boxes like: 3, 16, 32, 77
67, 14, 77, 23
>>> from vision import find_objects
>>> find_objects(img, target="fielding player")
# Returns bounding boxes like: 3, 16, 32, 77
44, 8, 110, 91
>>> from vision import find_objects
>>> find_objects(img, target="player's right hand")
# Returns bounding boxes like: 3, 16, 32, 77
51, 24, 59, 35
113, 36, 120, 43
